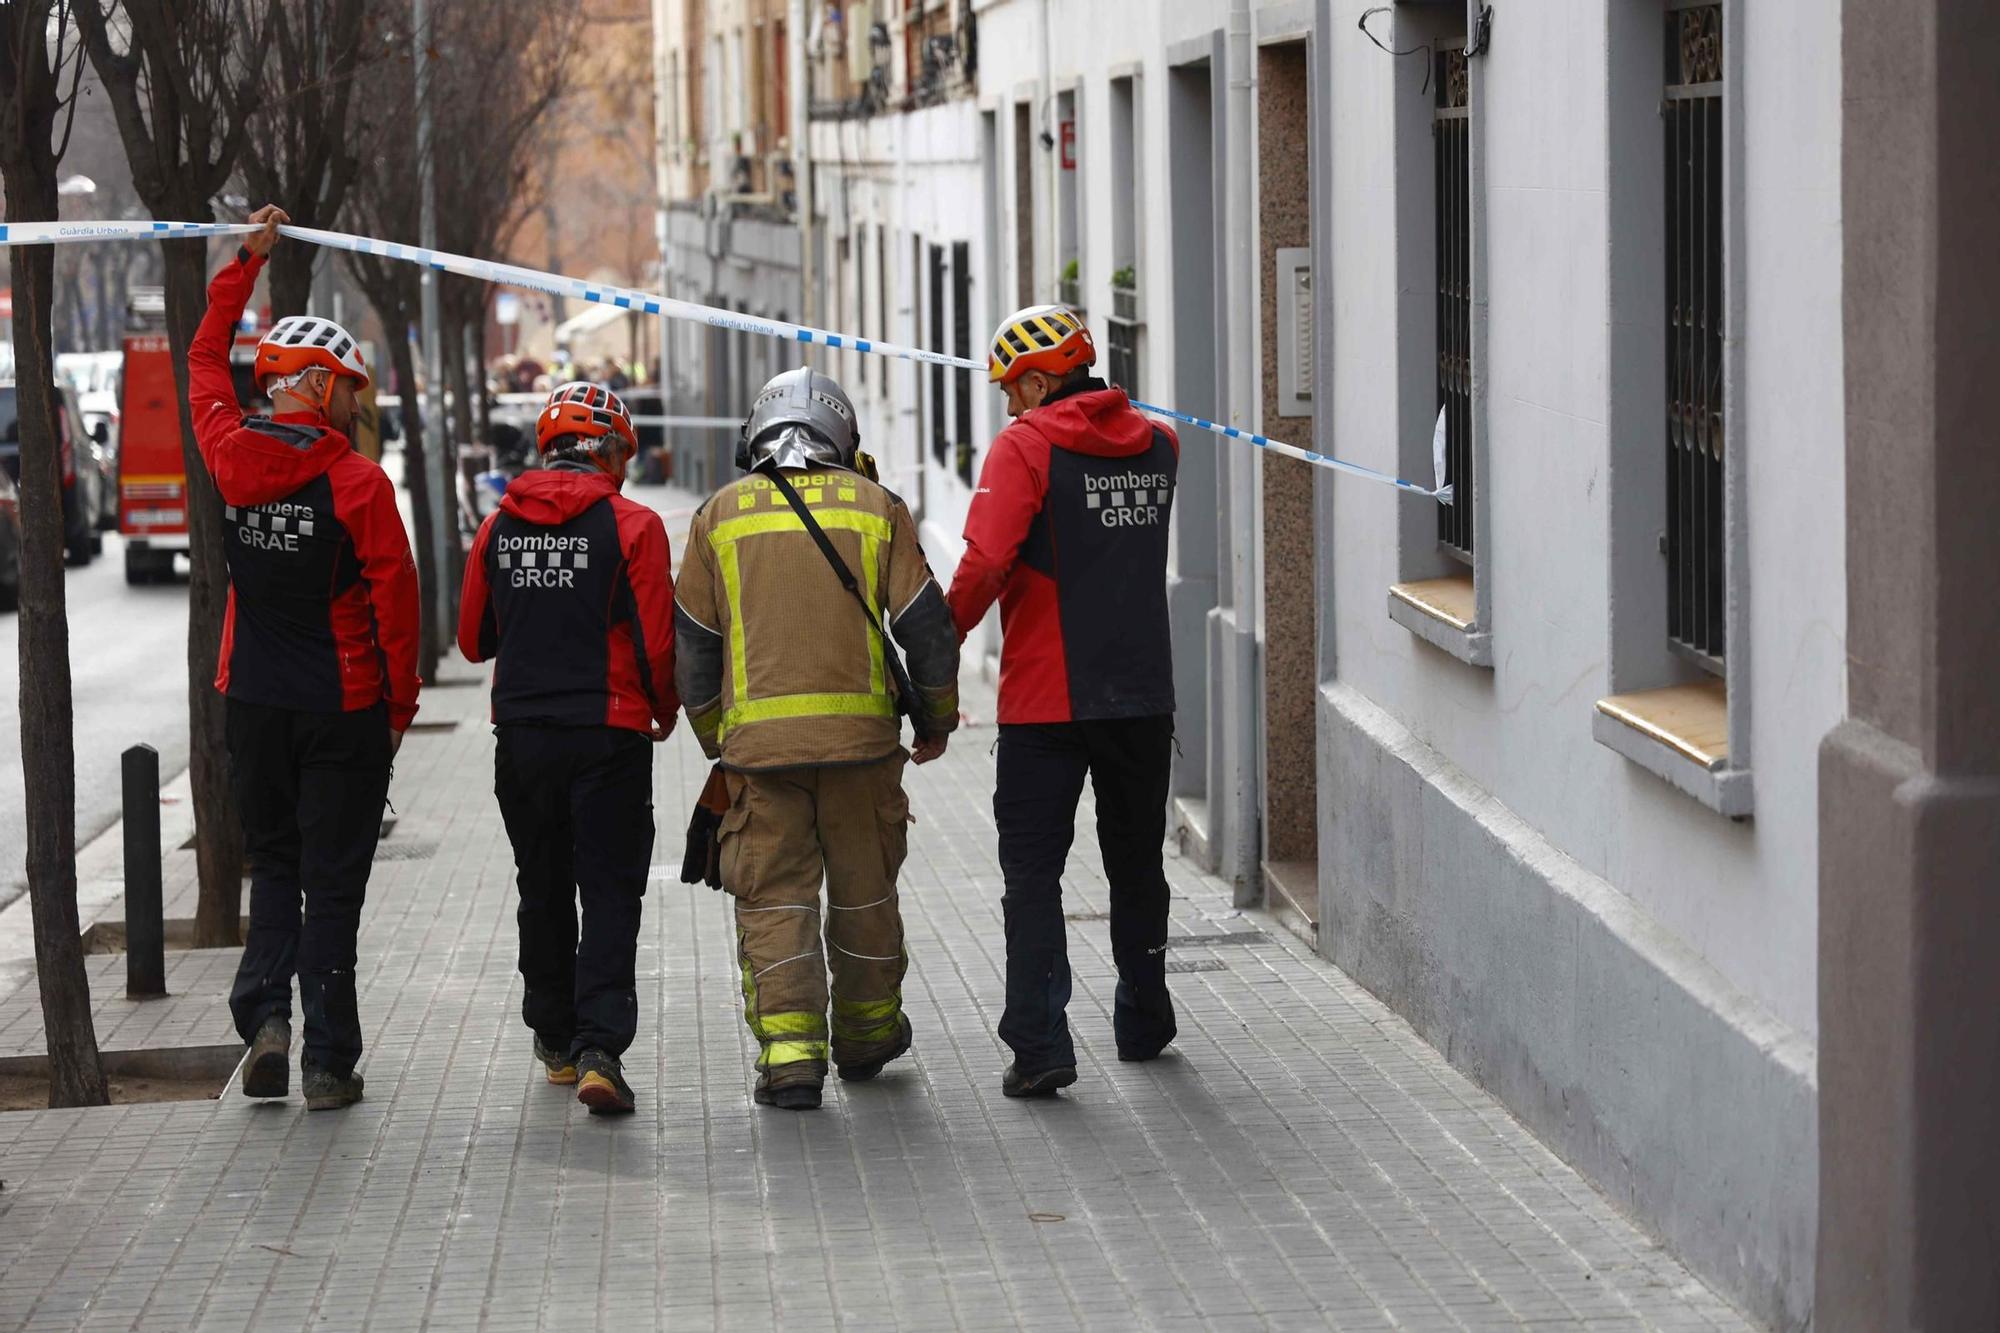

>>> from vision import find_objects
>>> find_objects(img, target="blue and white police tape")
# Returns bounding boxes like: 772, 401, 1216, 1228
0, 217, 1453, 502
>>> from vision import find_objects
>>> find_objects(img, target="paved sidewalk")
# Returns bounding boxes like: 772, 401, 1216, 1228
0, 488, 1751, 1332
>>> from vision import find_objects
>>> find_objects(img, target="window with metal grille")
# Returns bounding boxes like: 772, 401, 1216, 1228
1665, 2, 1725, 669
929, 243, 947, 466
952, 240, 975, 485
1106, 314, 1140, 399
1434, 46, 1473, 562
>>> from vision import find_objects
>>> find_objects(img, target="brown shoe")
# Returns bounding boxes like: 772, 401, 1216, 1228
241, 1017, 291, 1099
834, 1015, 912, 1082
754, 1061, 826, 1110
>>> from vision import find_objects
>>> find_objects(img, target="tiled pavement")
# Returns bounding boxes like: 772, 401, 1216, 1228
0, 489, 1752, 1332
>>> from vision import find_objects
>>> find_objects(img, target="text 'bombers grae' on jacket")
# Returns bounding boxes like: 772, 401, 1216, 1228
947, 378, 1178, 726
192, 250, 421, 730
673, 469, 960, 772
458, 465, 680, 734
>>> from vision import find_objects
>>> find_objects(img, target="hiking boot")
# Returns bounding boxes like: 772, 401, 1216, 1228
241, 1016, 291, 1099
753, 1061, 825, 1110
834, 1015, 912, 1083
1002, 1062, 1078, 1099
575, 1048, 635, 1115
1114, 982, 1177, 1063
302, 1065, 364, 1111
534, 1034, 578, 1086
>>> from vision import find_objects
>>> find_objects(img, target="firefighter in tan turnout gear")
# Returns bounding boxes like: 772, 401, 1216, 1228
675, 367, 960, 1110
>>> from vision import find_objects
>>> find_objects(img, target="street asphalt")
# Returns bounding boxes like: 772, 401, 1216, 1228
0, 532, 192, 911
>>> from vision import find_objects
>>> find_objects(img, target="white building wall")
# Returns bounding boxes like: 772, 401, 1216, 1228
1320, 0, 1838, 1053
808, 102, 988, 586
1314, 2, 1835, 1324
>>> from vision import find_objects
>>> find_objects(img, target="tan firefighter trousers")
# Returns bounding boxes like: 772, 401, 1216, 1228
718, 753, 911, 1072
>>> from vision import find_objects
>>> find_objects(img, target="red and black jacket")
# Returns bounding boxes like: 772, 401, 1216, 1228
192, 251, 421, 731
947, 378, 1178, 724
459, 465, 679, 734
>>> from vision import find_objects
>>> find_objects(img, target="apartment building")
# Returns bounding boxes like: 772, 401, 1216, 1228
652, 0, 805, 492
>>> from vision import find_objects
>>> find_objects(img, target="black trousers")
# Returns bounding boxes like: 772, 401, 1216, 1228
994, 715, 1178, 1072
227, 698, 392, 1078
494, 724, 654, 1060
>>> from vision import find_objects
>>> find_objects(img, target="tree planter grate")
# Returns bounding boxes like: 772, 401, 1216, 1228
0, 1044, 244, 1109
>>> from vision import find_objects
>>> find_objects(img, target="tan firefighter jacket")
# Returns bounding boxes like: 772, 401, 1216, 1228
673, 468, 960, 771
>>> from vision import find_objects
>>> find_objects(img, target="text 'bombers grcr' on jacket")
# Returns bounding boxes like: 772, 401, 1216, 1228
946, 378, 1178, 725
458, 464, 680, 734
672, 468, 960, 771
192, 250, 421, 730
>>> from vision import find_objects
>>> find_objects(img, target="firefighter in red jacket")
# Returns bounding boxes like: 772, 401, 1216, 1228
459, 381, 678, 1115
947, 304, 1180, 1098
198, 206, 421, 1112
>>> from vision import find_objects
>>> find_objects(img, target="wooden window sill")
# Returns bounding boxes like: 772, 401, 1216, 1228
1388, 575, 1492, 667
1593, 679, 1753, 818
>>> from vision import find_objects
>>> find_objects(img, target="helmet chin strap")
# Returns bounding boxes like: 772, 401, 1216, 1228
269, 367, 337, 418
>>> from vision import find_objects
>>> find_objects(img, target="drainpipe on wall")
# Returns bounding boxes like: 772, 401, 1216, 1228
1039, 0, 1055, 303
791, 0, 814, 328
651, 0, 675, 411
1221, 0, 1262, 904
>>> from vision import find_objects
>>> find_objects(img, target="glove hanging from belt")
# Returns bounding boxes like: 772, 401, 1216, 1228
680, 763, 730, 889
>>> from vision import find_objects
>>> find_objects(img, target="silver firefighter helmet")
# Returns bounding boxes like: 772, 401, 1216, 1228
736, 366, 862, 473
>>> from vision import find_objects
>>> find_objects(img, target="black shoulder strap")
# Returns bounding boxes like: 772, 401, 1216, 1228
762, 467, 932, 742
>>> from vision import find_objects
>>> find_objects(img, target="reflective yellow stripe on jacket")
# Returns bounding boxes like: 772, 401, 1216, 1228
710, 507, 895, 740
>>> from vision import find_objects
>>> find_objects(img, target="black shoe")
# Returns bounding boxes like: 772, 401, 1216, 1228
1002, 1063, 1078, 1099
1116, 1033, 1176, 1063
1115, 982, 1177, 1063
533, 1035, 578, 1086
241, 1016, 291, 1099
575, 1048, 635, 1115
754, 1062, 826, 1110
835, 1016, 912, 1082
301, 1065, 364, 1111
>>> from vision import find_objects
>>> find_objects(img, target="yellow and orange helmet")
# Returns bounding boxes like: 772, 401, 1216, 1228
987, 304, 1095, 385
536, 380, 637, 453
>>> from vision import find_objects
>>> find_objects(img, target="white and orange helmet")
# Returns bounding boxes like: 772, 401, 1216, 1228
255, 316, 370, 401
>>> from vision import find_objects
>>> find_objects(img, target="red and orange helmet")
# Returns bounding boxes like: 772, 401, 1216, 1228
536, 380, 636, 453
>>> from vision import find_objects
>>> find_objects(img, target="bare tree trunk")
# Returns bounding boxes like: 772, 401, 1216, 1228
390, 333, 442, 680
159, 239, 245, 949
265, 245, 314, 322
442, 311, 473, 601
2, 150, 109, 1112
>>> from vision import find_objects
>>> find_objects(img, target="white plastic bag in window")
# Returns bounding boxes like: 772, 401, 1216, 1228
1432, 404, 1455, 506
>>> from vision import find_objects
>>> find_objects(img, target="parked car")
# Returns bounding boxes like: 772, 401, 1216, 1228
0, 466, 19, 611
0, 380, 107, 566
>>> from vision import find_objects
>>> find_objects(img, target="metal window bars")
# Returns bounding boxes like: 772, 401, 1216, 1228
928, 242, 947, 466
952, 240, 975, 486
1434, 46, 1474, 562
1664, 2, 1726, 670
1107, 279, 1142, 399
